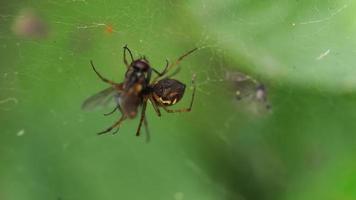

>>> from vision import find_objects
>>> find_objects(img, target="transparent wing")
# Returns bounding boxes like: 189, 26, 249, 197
81, 87, 120, 111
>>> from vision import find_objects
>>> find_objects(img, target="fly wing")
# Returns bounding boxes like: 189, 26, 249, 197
81, 87, 119, 111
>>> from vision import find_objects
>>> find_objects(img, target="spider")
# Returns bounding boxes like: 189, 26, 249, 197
82, 45, 197, 139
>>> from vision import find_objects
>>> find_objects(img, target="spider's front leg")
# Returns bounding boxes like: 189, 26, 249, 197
152, 59, 169, 80
152, 48, 197, 82
136, 98, 148, 136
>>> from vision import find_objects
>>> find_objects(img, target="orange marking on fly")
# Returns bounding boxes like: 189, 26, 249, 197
127, 84, 142, 94
134, 84, 143, 92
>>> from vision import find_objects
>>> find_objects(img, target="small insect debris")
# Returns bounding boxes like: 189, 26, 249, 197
17, 129, 25, 136
225, 71, 271, 111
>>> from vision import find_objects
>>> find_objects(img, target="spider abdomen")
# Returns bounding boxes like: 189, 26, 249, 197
152, 79, 185, 106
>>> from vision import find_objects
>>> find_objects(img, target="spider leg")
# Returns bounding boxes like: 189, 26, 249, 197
123, 45, 134, 68
152, 48, 197, 82
152, 59, 169, 79
162, 74, 196, 113
136, 99, 148, 136
165, 66, 181, 79
146, 68, 152, 83
90, 60, 120, 86
149, 97, 162, 117
166, 48, 197, 75
97, 115, 126, 135
143, 116, 150, 142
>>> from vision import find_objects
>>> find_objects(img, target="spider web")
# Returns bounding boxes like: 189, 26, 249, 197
0, 0, 352, 116
0, 0, 354, 200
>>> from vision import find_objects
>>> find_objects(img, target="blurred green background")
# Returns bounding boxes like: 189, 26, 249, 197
1, 0, 356, 199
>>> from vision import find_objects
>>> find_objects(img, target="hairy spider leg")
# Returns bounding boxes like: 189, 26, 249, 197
123, 45, 134, 68
162, 74, 196, 113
